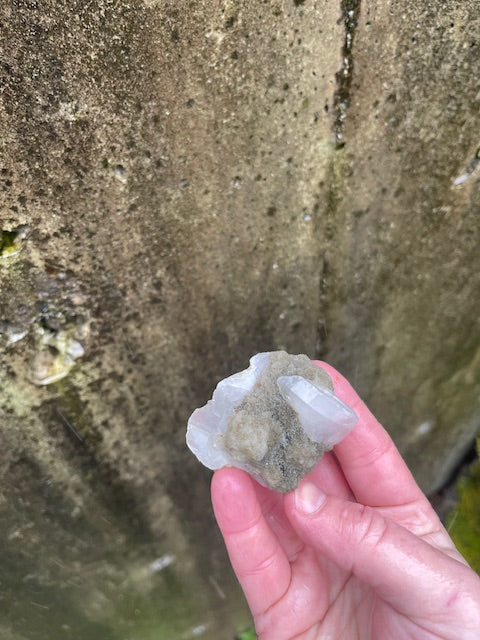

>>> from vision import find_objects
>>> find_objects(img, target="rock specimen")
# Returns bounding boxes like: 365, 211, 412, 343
186, 351, 358, 492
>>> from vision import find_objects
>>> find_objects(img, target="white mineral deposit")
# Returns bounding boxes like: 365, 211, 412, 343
186, 351, 358, 492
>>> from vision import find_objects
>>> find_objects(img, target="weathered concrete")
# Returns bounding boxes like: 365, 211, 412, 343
324, 0, 480, 490
0, 0, 479, 637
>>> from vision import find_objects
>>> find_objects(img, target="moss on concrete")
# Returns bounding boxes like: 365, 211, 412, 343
447, 439, 480, 573
237, 628, 257, 640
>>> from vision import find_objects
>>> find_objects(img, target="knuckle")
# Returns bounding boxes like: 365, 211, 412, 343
241, 546, 278, 578
346, 503, 389, 551
351, 435, 394, 469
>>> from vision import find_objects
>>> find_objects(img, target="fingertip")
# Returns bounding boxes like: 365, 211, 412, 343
293, 481, 327, 515
285, 480, 332, 537
211, 465, 251, 496
211, 467, 259, 534
312, 360, 361, 409
312, 359, 343, 382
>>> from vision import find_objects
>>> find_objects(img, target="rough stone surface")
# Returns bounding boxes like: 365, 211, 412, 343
0, 0, 479, 637
321, 0, 480, 491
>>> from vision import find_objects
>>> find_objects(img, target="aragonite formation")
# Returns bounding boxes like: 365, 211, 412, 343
186, 351, 358, 492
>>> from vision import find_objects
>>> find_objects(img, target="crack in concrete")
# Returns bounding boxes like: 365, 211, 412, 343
333, 0, 361, 148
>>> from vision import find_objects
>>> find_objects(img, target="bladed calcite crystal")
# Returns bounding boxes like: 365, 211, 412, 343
186, 351, 358, 492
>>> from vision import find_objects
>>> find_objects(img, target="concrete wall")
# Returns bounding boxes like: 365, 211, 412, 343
0, 1, 479, 637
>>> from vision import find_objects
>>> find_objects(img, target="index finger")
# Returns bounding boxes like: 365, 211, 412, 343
314, 361, 426, 508
211, 467, 292, 616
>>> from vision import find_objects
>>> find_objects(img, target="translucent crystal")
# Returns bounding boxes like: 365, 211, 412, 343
186, 351, 358, 492
276, 375, 357, 449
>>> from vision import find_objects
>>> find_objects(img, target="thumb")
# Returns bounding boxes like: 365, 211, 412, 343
285, 481, 475, 618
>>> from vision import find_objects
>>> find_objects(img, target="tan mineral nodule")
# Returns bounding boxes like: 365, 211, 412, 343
186, 351, 358, 492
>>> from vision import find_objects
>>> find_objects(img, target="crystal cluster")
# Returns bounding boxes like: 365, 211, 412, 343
186, 351, 358, 492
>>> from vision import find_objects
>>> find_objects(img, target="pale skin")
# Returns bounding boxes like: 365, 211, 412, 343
211, 362, 480, 640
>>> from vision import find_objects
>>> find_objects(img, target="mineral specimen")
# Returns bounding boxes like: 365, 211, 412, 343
186, 351, 358, 492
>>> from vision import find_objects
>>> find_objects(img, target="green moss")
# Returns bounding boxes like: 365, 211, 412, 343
446, 438, 480, 573
0, 226, 28, 258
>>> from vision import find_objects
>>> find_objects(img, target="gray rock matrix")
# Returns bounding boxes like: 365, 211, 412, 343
224, 352, 334, 492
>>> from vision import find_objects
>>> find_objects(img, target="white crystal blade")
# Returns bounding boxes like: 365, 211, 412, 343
277, 375, 358, 448
186, 406, 232, 469
186, 355, 271, 469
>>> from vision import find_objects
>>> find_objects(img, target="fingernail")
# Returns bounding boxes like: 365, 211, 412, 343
294, 481, 326, 515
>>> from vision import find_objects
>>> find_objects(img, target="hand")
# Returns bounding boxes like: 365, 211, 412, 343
211, 362, 480, 639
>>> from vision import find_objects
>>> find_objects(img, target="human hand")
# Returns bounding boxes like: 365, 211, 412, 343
211, 362, 480, 639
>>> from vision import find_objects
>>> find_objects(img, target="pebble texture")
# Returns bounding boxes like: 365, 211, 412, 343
0, 0, 479, 638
